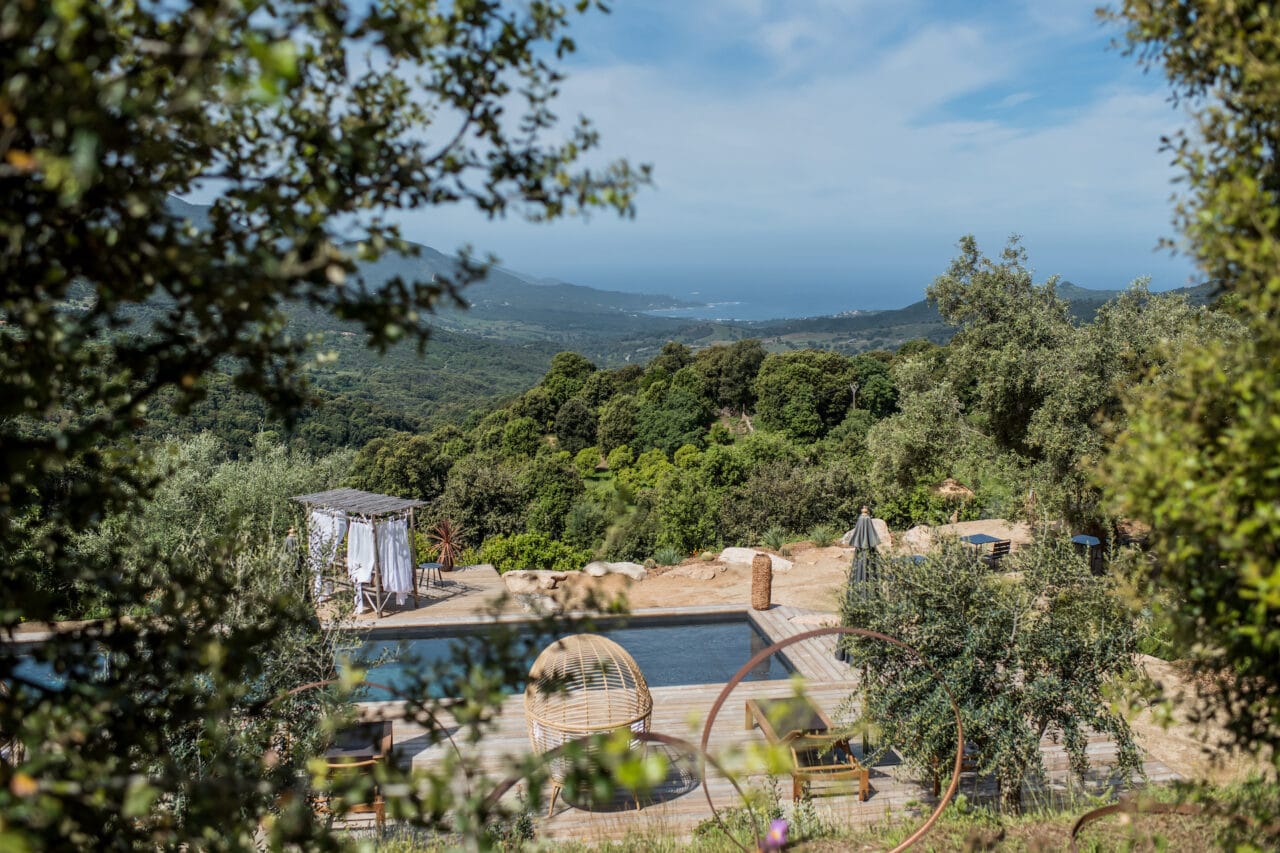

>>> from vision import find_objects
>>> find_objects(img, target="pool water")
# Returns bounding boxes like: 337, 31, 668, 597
344, 614, 791, 701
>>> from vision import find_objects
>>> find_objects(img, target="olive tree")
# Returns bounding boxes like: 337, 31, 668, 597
840, 539, 1141, 811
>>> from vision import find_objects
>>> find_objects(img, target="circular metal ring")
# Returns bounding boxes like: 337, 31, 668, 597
698, 626, 966, 853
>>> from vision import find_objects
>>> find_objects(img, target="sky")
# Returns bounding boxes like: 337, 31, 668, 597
401, 0, 1198, 314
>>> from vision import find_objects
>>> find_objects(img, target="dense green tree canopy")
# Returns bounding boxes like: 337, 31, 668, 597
753, 350, 856, 442
345, 431, 453, 503
553, 397, 598, 456
927, 236, 1073, 456
541, 351, 598, 408
1103, 0, 1280, 771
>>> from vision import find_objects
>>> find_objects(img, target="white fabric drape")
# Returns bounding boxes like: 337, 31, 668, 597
307, 509, 347, 598
377, 517, 414, 604
307, 509, 348, 572
347, 520, 376, 584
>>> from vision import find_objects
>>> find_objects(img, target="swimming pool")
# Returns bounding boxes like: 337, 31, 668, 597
343, 612, 791, 701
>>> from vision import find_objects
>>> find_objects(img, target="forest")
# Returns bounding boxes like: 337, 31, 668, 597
47, 234, 1235, 591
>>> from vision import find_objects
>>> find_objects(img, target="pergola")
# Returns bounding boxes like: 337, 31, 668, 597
291, 487, 427, 617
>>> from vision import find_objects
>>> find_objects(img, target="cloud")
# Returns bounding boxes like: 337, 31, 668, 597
398, 1, 1195, 299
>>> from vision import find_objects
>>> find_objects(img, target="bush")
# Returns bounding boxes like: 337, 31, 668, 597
841, 538, 1140, 812
760, 527, 786, 550
807, 525, 837, 546
564, 499, 607, 552
652, 545, 683, 566
478, 532, 591, 574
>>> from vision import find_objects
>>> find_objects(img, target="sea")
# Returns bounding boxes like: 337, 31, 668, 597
641, 283, 905, 323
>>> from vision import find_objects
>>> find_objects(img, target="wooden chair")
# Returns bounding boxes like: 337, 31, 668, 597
314, 720, 393, 831
745, 696, 870, 802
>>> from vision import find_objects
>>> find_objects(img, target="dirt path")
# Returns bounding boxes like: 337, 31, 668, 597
555, 542, 852, 613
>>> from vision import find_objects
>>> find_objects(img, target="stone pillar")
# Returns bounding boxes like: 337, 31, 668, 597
751, 552, 772, 611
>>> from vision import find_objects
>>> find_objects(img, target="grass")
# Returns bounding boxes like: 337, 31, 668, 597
370, 801, 1224, 852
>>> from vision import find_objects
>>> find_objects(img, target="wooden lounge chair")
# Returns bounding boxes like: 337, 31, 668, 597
745, 696, 870, 802
314, 720, 393, 831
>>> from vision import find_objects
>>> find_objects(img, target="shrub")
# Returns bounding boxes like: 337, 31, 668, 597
760, 527, 786, 550
478, 532, 591, 574
807, 525, 837, 546
652, 545, 683, 566
573, 446, 601, 479
605, 444, 634, 471
564, 499, 607, 552
841, 538, 1140, 812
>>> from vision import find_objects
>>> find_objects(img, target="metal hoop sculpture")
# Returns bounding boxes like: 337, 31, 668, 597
698, 626, 966, 853
1068, 797, 1213, 852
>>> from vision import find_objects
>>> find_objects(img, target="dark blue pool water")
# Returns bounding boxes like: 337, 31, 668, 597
342, 614, 791, 701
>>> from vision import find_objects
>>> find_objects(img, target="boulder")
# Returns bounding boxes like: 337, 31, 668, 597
719, 548, 792, 572
515, 592, 562, 614
902, 525, 932, 554
719, 547, 759, 565
537, 572, 568, 591
872, 518, 893, 548
503, 570, 541, 594
503, 570, 568, 594
606, 561, 648, 580
583, 560, 647, 580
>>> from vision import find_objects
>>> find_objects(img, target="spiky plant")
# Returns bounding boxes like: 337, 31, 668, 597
427, 519, 467, 571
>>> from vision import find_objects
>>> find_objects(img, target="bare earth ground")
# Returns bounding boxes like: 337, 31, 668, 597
557, 520, 1035, 614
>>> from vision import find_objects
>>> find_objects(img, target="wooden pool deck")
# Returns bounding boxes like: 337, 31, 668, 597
341, 570, 1179, 842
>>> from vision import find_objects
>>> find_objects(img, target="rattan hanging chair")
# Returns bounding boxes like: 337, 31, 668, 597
524, 633, 653, 816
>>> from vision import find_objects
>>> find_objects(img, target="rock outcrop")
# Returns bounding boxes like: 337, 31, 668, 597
719, 548, 793, 572
901, 525, 932, 554
582, 560, 648, 580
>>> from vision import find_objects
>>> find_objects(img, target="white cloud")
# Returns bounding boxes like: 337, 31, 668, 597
398, 2, 1193, 297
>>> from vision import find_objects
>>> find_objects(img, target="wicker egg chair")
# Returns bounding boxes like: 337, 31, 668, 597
524, 633, 653, 816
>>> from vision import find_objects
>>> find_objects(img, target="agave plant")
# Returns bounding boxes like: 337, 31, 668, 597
427, 518, 466, 571
760, 527, 786, 550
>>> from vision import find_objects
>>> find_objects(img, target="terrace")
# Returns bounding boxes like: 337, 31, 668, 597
333, 564, 1178, 842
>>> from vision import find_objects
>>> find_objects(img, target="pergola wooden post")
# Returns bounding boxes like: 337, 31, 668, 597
291, 488, 427, 617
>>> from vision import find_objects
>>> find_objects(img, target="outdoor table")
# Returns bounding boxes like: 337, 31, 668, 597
418, 561, 444, 589
960, 533, 1002, 546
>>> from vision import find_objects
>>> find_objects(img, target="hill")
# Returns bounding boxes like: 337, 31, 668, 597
743, 280, 1217, 354
154, 199, 1220, 450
